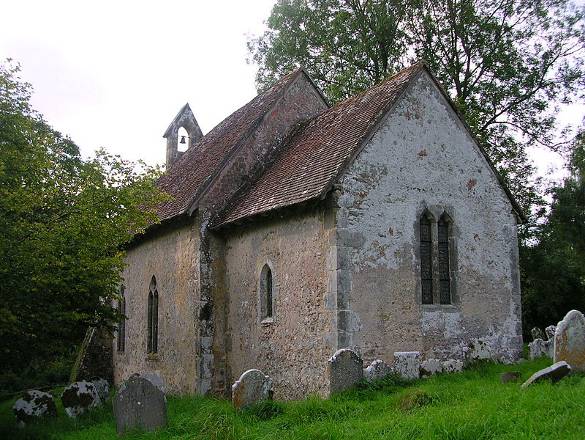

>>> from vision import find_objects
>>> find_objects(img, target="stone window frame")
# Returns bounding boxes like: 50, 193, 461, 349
117, 285, 126, 353
147, 275, 159, 354
258, 261, 277, 325
416, 206, 458, 307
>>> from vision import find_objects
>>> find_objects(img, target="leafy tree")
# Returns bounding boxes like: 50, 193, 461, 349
0, 60, 166, 387
521, 129, 585, 333
248, 0, 585, 221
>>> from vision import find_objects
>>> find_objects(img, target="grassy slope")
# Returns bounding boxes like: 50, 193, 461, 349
1, 358, 584, 440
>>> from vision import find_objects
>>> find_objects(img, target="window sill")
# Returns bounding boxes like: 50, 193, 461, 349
422, 303, 458, 311
261, 317, 275, 326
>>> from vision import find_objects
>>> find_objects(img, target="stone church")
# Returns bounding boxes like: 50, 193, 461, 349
113, 62, 525, 399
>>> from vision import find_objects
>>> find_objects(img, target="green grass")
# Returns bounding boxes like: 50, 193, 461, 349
2, 358, 584, 439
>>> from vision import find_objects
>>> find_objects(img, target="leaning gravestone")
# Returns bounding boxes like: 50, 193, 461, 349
232, 369, 273, 409
554, 310, 585, 372
328, 349, 363, 394
13, 390, 57, 426
394, 352, 421, 379
114, 375, 167, 434
364, 359, 392, 381
61, 381, 101, 417
521, 361, 571, 388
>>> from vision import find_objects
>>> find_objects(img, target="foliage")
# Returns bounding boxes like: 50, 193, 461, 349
2, 359, 585, 439
248, 0, 585, 224
0, 60, 167, 388
521, 128, 585, 333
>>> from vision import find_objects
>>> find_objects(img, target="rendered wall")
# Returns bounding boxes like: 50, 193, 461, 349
113, 220, 200, 394
222, 207, 337, 400
335, 71, 522, 364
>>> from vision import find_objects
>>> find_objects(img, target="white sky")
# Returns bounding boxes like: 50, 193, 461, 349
1, 0, 583, 180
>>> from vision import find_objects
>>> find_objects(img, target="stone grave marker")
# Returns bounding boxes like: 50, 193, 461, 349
114, 375, 167, 434
328, 349, 363, 394
232, 369, 273, 409
364, 359, 392, 381
554, 310, 585, 372
13, 390, 57, 426
394, 352, 421, 379
61, 381, 101, 418
521, 361, 571, 388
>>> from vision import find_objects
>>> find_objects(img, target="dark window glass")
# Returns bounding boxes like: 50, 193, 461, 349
438, 215, 451, 304
148, 276, 158, 353
420, 214, 433, 304
261, 264, 273, 320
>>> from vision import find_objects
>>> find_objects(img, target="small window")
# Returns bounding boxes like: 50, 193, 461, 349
420, 212, 433, 305
117, 285, 126, 352
438, 213, 452, 304
260, 264, 274, 320
147, 276, 159, 353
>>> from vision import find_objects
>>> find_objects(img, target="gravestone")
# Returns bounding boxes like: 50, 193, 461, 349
531, 327, 545, 341
442, 359, 464, 373
545, 325, 556, 341
93, 378, 109, 402
231, 369, 273, 409
521, 361, 571, 388
114, 375, 167, 434
61, 381, 101, 418
13, 390, 57, 426
420, 359, 443, 377
529, 339, 553, 359
130, 372, 165, 393
328, 349, 363, 394
554, 310, 585, 372
394, 352, 421, 379
468, 338, 493, 360
364, 359, 392, 381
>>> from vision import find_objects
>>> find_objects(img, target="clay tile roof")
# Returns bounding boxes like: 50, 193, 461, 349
155, 68, 303, 221
215, 62, 424, 227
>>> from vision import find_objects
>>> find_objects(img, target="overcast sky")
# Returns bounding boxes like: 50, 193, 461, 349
1, 0, 583, 179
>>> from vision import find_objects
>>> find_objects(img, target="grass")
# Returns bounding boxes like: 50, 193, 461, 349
1, 358, 584, 439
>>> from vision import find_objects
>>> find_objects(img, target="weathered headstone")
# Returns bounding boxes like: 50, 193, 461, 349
442, 359, 464, 373
529, 339, 553, 360
93, 378, 109, 402
531, 327, 546, 341
13, 390, 57, 426
232, 369, 273, 409
130, 372, 165, 393
328, 349, 363, 394
521, 361, 571, 388
61, 381, 101, 417
500, 371, 521, 384
394, 352, 421, 380
364, 359, 392, 381
468, 338, 494, 360
545, 325, 557, 341
420, 359, 443, 377
114, 375, 167, 434
554, 310, 585, 372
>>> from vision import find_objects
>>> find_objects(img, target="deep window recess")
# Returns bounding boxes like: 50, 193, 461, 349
438, 213, 452, 304
420, 213, 433, 305
260, 264, 274, 320
147, 276, 159, 353
117, 286, 126, 352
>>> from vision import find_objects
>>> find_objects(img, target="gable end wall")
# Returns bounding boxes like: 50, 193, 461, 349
335, 72, 522, 364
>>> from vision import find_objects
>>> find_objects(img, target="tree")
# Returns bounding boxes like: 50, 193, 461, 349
248, 0, 585, 221
521, 128, 585, 333
0, 60, 167, 387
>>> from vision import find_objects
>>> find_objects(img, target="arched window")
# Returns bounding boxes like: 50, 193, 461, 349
117, 285, 126, 352
419, 211, 434, 305
260, 264, 274, 320
438, 213, 452, 304
177, 126, 189, 152
147, 276, 159, 353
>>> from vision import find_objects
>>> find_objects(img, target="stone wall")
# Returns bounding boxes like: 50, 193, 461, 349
222, 207, 336, 400
113, 219, 201, 395
335, 71, 522, 364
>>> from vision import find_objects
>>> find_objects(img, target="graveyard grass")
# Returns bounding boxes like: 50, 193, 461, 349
1, 358, 584, 440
